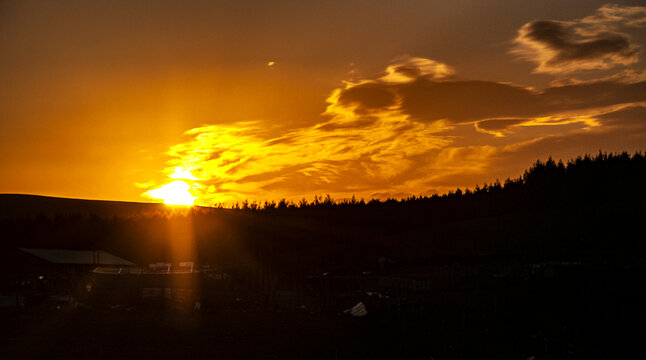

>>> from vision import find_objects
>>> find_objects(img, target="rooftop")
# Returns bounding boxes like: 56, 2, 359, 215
20, 248, 135, 266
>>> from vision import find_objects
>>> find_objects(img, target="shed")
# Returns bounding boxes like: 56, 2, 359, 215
19, 248, 134, 267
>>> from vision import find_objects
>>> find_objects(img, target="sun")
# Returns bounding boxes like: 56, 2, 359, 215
146, 180, 197, 206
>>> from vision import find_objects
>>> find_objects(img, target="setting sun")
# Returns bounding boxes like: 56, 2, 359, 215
146, 180, 197, 206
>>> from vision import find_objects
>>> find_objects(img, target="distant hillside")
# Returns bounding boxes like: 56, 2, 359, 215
0, 194, 171, 219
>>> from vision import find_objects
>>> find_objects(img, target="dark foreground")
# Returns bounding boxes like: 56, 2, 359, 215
2, 264, 645, 360
2, 153, 646, 358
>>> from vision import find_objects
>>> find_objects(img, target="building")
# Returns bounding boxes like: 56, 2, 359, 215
0, 248, 136, 305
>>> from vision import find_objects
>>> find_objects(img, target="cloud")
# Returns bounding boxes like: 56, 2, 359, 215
582, 4, 646, 27
598, 104, 646, 127
475, 119, 527, 137
396, 80, 544, 123
334, 78, 646, 127
142, 78, 451, 204
512, 4, 645, 74
141, 55, 646, 205
494, 105, 646, 171
550, 68, 646, 86
541, 80, 646, 108
379, 55, 455, 83
336, 83, 397, 113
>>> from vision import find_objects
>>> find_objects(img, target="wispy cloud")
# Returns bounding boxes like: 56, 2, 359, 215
142, 58, 455, 204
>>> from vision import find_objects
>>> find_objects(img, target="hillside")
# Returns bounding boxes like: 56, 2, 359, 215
0, 194, 170, 220
1, 151, 645, 271
2, 152, 646, 359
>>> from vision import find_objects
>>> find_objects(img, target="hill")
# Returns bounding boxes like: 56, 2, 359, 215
1, 151, 645, 270
2, 151, 646, 359
0, 194, 174, 220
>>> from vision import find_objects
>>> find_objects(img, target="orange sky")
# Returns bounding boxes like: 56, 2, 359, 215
1, 1, 646, 205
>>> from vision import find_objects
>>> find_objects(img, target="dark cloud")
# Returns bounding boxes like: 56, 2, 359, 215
523, 20, 635, 65
335, 77, 646, 125
512, 5, 644, 74
337, 83, 397, 112
542, 81, 646, 109
396, 80, 543, 123
549, 68, 646, 87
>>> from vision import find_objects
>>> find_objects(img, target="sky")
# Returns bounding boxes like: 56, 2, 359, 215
1, 1, 646, 205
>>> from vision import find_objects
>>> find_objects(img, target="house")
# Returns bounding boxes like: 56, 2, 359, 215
0, 248, 136, 304
91, 261, 202, 306
18, 248, 135, 274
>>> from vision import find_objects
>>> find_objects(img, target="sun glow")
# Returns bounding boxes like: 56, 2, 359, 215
146, 180, 197, 206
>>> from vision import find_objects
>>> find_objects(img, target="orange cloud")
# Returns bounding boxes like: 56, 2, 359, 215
142, 61, 453, 204
140, 55, 646, 206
